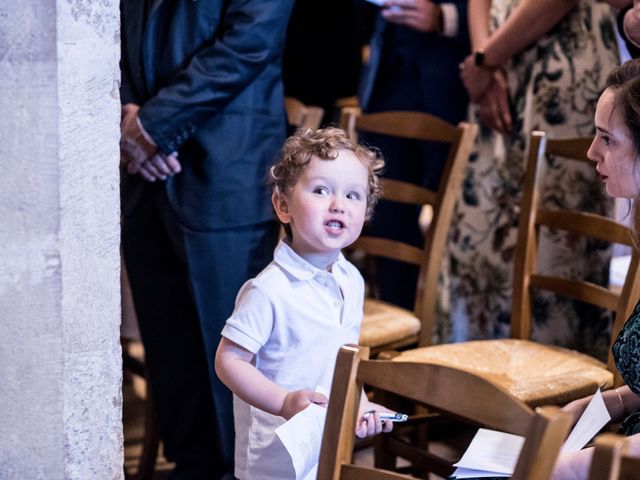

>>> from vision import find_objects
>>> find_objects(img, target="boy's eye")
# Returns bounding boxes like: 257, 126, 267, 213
346, 192, 361, 200
313, 186, 329, 195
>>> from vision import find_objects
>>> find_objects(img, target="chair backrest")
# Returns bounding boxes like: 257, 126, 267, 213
589, 433, 640, 480
284, 96, 325, 129
318, 345, 572, 480
511, 131, 640, 381
340, 108, 477, 346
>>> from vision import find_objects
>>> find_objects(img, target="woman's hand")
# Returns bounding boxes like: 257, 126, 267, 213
356, 401, 394, 438
280, 390, 328, 420
560, 397, 590, 427
459, 54, 495, 102
476, 69, 512, 134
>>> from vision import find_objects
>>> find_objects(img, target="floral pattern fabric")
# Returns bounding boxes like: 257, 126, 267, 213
440, 0, 620, 361
614, 301, 640, 435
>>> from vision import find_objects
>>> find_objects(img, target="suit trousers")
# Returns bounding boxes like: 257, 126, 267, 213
122, 183, 278, 479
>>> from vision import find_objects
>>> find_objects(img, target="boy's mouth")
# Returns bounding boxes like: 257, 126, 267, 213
325, 220, 344, 231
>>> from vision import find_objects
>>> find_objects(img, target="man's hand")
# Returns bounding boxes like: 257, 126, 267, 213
137, 153, 182, 182
381, 0, 443, 33
120, 103, 158, 174
120, 103, 182, 181
280, 390, 328, 420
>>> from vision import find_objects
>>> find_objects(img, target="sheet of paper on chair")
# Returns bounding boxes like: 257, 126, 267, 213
452, 428, 524, 478
561, 388, 610, 453
275, 389, 329, 480
452, 387, 611, 478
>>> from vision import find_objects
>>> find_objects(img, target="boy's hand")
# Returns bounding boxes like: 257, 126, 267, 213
356, 401, 394, 438
280, 390, 328, 420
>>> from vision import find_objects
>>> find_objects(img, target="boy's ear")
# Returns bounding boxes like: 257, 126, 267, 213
272, 191, 291, 224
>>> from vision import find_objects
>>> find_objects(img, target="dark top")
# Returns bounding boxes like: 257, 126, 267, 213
613, 299, 640, 435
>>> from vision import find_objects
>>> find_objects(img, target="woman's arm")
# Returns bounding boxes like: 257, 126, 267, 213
215, 337, 328, 419
468, 0, 492, 50
562, 385, 640, 426
478, 0, 578, 67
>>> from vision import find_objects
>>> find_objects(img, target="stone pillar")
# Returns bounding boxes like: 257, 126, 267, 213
0, 0, 122, 478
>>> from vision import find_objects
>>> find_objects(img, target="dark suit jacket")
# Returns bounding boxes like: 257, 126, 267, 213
121, 0, 294, 231
359, 0, 470, 124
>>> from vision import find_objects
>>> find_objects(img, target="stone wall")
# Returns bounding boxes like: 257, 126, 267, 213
0, 0, 122, 477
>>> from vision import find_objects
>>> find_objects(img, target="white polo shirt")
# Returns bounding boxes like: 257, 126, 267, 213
221, 240, 364, 480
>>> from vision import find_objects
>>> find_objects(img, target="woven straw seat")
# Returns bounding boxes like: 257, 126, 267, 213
358, 299, 421, 350
394, 339, 613, 406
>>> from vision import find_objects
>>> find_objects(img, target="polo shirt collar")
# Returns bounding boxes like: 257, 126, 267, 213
274, 239, 348, 281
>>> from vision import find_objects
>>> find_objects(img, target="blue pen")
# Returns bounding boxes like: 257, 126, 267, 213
363, 411, 408, 422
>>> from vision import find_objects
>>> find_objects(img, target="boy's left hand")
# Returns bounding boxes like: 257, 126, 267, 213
355, 402, 394, 438
280, 389, 328, 420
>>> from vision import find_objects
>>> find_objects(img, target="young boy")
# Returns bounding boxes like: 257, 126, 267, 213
215, 127, 392, 479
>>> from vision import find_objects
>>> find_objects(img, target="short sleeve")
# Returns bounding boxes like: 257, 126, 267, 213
221, 285, 275, 354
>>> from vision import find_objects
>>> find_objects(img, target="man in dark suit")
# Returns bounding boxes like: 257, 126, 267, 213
359, 0, 470, 310
119, 1, 294, 478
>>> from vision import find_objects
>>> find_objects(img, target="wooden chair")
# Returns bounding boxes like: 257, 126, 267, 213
285, 96, 325, 129
393, 131, 640, 408
339, 109, 477, 355
318, 345, 572, 480
588, 433, 640, 480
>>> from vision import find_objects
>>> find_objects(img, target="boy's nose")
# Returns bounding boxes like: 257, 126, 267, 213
330, 199, 345, 213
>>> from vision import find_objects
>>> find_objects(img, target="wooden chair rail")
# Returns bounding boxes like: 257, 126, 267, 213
341, 465, 414, 480
381, 178, 436, 206
353, 111, 460, 143
536, 208, 634, 246
284, 96, 324, 129
529, 274, 620, 311
545, 137, 593, 162
384, 435, 455, 478
351, 237, 424, 266
357, 360, 534, 436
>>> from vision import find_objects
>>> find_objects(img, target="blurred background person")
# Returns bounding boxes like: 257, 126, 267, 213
283, 0, 365, 125
448, 0, 619, 358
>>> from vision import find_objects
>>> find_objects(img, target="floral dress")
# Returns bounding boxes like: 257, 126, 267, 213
441, 0, 620, 360
613, 301, 640, 435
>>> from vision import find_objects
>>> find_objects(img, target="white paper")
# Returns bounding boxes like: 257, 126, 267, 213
452, 428, 524, 477
275, 387, 330, 480
561, 388, 611, 453
453, 388, 611, 478
453, 467, 511, 478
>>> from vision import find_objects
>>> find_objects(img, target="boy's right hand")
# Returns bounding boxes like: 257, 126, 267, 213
280, 390, 328, 420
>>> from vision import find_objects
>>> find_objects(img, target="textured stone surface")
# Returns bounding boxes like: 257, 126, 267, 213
0, 0, 122, 478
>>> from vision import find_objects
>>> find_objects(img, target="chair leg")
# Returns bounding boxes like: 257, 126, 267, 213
123, 347, 159, 480
137, 380, 160, 480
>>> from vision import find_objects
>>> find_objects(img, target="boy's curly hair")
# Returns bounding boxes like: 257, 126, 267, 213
269, 127, 385, 220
